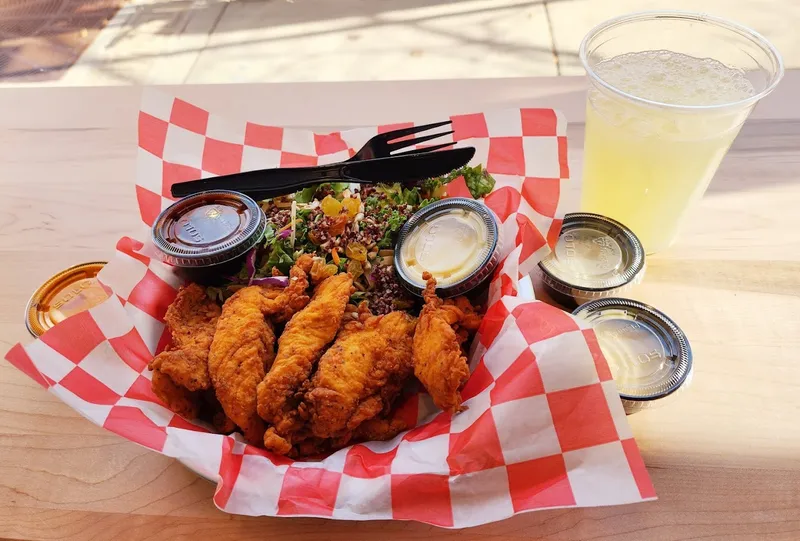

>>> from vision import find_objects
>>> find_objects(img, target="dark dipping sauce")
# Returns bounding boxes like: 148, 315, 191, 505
152, 190, 267, 284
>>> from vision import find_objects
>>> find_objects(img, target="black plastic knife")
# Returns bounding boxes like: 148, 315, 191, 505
170, 147, 476, 199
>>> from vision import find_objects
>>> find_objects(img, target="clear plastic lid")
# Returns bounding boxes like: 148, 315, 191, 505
394, 198, 499, 298
152, 190, 267, 268
539, 213, 645, 301
573, 297, 692, 402
25, 262, 110, 337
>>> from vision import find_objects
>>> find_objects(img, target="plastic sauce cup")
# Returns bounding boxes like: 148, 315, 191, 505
151, 190, 267, 284
25, 262, 109, 337
574, 297, 693, 414
538, 212, 645, 309
394, 198, 500, 298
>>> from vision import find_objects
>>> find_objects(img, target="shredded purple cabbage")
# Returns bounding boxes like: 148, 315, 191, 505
234, 248, 289, 287
251, 276, 289, 287
245, 249, 257, 283
277, 229, 291, 239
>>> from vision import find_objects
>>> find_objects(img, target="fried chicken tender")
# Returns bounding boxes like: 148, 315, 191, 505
353, 414, 408, 442
149, 283, 220, 416
150, 371, 236, 432
303, 309, 417, 440
208, 287, 276, 444
257, 254, 315, 323
412, 273, 482, 413
150, 349, 209, 391
149, 283, 220, 391
202, 391, 237, 434
289, 412, 409, 458
208, 259, 312, 445
151, 369, 200, 419
446, 296, 483, 332
257, 273, 353, 454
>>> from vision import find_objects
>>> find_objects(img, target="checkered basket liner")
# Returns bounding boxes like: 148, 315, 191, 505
5, 90, 655, 527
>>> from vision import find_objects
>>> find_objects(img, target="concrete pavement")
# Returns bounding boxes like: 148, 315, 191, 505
1, 0, 797, 86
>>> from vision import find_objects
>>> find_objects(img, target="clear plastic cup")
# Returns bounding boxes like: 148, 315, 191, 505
579, 12, 783, 253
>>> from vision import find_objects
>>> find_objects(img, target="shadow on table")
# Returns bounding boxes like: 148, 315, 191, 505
706, 119, 800, 195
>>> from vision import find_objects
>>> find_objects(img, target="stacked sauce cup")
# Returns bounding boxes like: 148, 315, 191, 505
539, 212, 692, 414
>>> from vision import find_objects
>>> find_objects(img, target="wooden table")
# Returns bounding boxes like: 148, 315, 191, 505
1, 75, 799, 541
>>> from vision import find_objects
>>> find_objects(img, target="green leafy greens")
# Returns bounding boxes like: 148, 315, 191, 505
418, 164, 496, 198
461, 164, 496, 198
294, 186, 317, 204
377, 209, 408, 248
263, 238, 294, 276
295, 182, 351, 203
256, 223, 294, 276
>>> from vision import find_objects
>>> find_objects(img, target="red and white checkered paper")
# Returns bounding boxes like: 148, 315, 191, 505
5, 90, 655, 527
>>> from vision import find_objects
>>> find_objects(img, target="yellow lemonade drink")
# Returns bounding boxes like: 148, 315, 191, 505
579, 13, 783, 253
582, 51, 753, 252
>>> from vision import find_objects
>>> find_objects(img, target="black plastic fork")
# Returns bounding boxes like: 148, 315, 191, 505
347, 120, 455, 161
170, 120, 459, 199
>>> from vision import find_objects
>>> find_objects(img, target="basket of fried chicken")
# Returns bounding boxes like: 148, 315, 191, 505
5, 95, 655, 527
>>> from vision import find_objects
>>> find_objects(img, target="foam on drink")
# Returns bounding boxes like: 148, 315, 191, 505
593, 50, 755, 106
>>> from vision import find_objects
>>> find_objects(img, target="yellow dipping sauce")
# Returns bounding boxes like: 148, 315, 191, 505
395, 198, 499, 297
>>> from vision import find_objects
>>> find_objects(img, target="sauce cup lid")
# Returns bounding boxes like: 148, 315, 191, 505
394, 198, 499, 298
152, 190, 267, 268
573, 297, 692, 402
25, 261, 109, 337
539, 212, 645, 299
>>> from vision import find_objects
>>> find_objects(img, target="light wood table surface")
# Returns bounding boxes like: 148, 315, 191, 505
1, 74, 799, 541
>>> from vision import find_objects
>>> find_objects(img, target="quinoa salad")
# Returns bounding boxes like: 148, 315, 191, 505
207, 165, 496, 315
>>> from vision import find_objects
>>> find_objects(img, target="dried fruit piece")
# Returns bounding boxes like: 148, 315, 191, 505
347, 259, 364, 280
310, 258, 338, 284
345, 242, 367, 262
342, 197, 360, 219
327, 214, 348, 236
321, 195, 343, 217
